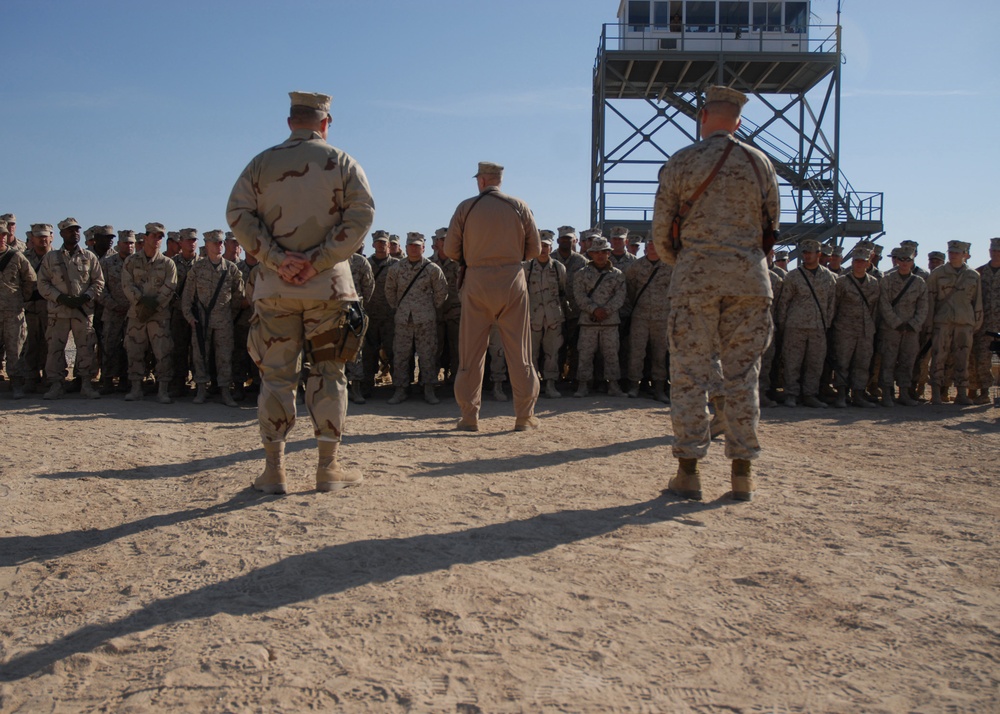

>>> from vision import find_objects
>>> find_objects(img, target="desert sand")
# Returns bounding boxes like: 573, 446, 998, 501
0, 386, 997, 713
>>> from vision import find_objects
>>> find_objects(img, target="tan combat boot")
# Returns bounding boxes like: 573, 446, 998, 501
124, 381, 143, 401
193, 384, 208, 404
545, 379, 561, 399
668, 458, 702, 501
253, 442, 287, 494
11, 378, 26, 400
43, 381, 64, 400
492, 381, 508, 402
157, 382, 174, 405
350, 381, 366, 404
973, 388, 991, 405
316, 441, 363, 492
955, 388, 972, 406
626, 381, 640, 398
832, 388, 847, 409
607, 381, 625, 397
573, 381, 589, 398
80, 380, 101, 399
220, 387, 238, 407
930, 384, 943, 405
880, 391, 895, 408
731, 459, 755, 501
423, 384, 440, 404
386, 386, 407, 405
652, 380, 670, 404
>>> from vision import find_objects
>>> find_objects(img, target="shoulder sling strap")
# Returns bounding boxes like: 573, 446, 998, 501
671, 139, 736, 250
398, 261, 430, 304
632, 264, 662, 307
586, 270, 609, 299
798, 267, 827, 326
890, 275, 916, 308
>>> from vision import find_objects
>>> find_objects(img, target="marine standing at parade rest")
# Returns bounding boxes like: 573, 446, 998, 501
181, 229, 245, 407
346, 245, 374, 404
572, 236, 627, 398
0, 220, 37, 399
624, 237, 672, 403
523, 230, 568, 399
444, 161, 541, 432
97, 230, 136, 393
363, 230, 398, 395
431, 227, 462, 387
121, 223, 178, 404
227, 91, 375, 494
877, 245, 928, 406
22, 224, 52, 392
652, 85, 779, 501
970, 237, 1000, 404
37, 218, 105, 400
169, 228, 199, 397
831, 247, 880, 407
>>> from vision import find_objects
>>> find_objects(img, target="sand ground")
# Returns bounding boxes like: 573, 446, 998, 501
0, 385, 997, 713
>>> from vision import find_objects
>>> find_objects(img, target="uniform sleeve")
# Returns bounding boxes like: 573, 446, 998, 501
606, 272, 627, 312
384, 265, 399, 309
444, 205, 465, 263
431, 264, 448, 309
522, 206, 541, 262
230, 263, 245, 311
181, 266, 196, 322
226, 156, 289, 273
37, 254, 59, 302
972, 274, 984, 331
85, 254, 105, 303
307, 159, 375, 273
651, 163, 680, 266
878, 279, 901, 330
121, 257, 139, 305
910, 280, 929, 331
19, 256, 37, 303
159, 260, 178, 309
360, 258, 374, 303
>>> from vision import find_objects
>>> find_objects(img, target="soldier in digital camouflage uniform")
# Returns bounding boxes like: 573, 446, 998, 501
831, 246, 880, 407
760, 263, 784, 407
384, 232, 448, 405
0, 220, 36, 398
627, 231, 642, 256
969, 237, 1000, 404
776, 238, 837, 408
878, 245, 928, 407
431, 227, 462, 387
181, 229, 244, 406
609, 226, 636, 390
22, 224, 52, 392
97, 230, 136, 393
573, 236, 626, 398
346, 246, 374, 404
388, 234, 402, 259
364, 230, 398, 396
227, 90, 375, 494
524, 230, 568, 399
625, 237, 672, 402
552, 225, 587, 383
926, 240, 983, 405
121, 223, 177, 404
168, 228, 199, 396
652, 85, 779, 502
1, 215, 23, 254
36, 218, 105, 400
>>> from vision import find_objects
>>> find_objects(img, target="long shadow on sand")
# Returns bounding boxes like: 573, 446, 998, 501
0, 493, 725, 681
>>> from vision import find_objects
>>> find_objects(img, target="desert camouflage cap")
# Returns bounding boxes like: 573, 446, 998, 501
225, 231, 237, 241
372, 230, 389, 242
166, 231, 180, 242
0, 221, 8, 235
705, 85, 748, 109
871, 244, 884, 256
118, 230, 136, 243
0, 213, 15, 223
539, 229, 555, 244
557, 225, 577, 239
629, 234, 643, 246
204, 229, 225, 243
587, 236, 612, 253
146, 222, 167, 235
179, 228, 199, 240
433, 227, 448, 240
58, 217, 82, 231
853, 247, 873, 261
289, 91, 331, 115
928, 250, 945, 260
991, 237, 1000, 250
947, 240, 971, 253
32, 223, 54, 237
820, 244, 832, 255
389, 234, 401, 245
893, 246, 915, 260
94, 224, 115, 236
474, 161, 504, 177
900, 240, 918, 249
831, 245, 844, 257
406, 232, 425, 246
799, 239, 821, 253
774, 250, 789, 260
610, 226, 629, 238
581, 228, 603, 240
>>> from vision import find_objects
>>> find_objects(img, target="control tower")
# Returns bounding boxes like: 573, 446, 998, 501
592, 0, 882, 245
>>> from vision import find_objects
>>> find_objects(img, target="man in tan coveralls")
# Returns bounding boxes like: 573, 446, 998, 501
37, 218, 105, 400
652, 85, 779, 502
227, 91, 375, 494
444, 161, 541, 432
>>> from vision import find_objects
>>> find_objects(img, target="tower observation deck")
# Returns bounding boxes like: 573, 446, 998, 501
592, 0, 883, 246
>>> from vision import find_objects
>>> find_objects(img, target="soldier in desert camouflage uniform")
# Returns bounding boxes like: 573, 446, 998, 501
431, 227, 462, 387
524, 230, 568, 399
121, 223, 177, 404
573, 236, 626, 398
168, 228, 199, 396
878, 245, 928, 407
97, 230, 136, 393
970, 237, 1000, 404
652, 85, 779, 502
182, 229, 244, 406
227, 91, 375, 494
346, 247, 374, 404
0, 220, 36, 398
625, 237, 672, 403
232, 253, 259, 400
384, 232, 448, 405
364, 230, 398, 395
831, 247, 880, 407
37, 218, 105, 400
1, 215, 23, 254
552, 225, 588, 382
22, 224, 52, 392
776, 238, 837, 408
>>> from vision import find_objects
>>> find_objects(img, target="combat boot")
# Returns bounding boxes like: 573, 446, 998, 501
220, 387, 238, 407
124, 381, 143, 401
760, 392, 777, 408
253, 442, 287, 494
973, 388, 991, 405
896, 390, 919, 407
423, 384, 440, 404
784, 395, 797, 407
652, 380, 670, 404
98, 375, 115, 395
574, 381, 589, 398
626, 381, 640, 398
11, 378, 26, 400
931, 384, 943, 405
80, 380, 101, 400
193, 384, 208, 404
832, 388, 847, 409
731, 459, 755, 501
667, 458, 702, 501
880, 391, 895, 408
24, 377, 38, 394
514, 415, 541, 432
492, 382, 507, 402
232, 380, 246, 402
801, 394, 828, 409
545, 379, 561, 399
387, 386, 408, 405
955, 388, 972, 406
157, 382, 174, 405
852, 389, 877, 409
316, 441, 363, 492
349, 381, 366, 404
607, 381, 625, 397
43, 381, 64, 400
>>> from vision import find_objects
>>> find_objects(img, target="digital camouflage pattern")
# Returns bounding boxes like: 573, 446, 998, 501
170, 253, 198, 392
971, 262, 1000, 391
523, 257, 567, 381
22, 248, 49, 383
364, 254, 399, 388
832, 272, 880, 391
181, 257, 244, 387
573, 263, 626, 382
878, 271, 928, 391
625, 256, 672, 383
385, 257, 448, 387
98, 253, 131, 383
926, 263, 982, 389
777, 266, 837, 397
346, 253, 374, 382
0, 246, 35, 380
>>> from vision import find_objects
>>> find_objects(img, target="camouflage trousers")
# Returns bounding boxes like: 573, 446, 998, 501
250, 297, 349, 445
192, 320, 234, 387
970, 331, 996, 391
46, 314, 97, 382
759, 326, 778, 394
879, 328, 920, 391
170, 309, 192, 390
577, 324, 620, 381
782, 326, 827, 397
669, 296, 771, 461
436, 316, 461, 383
0, 310, 27, 379
628, 315, 668, 382
233, 309, 254, 386
832, 328, 875, 391
363, 315, 394, 387
126, 316, 173, 384
531, 323, 563, 381
488, 324, 507, 383
393, 319, 438, 386
101, 309, 129, 382
931, 323, 974, 388
345, 341, 364, 382
22, 304, 48, 382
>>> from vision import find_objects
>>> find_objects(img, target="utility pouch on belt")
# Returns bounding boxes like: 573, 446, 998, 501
309, 302, 369, 364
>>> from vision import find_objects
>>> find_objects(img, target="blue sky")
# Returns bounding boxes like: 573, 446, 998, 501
3, 0, 998, 264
